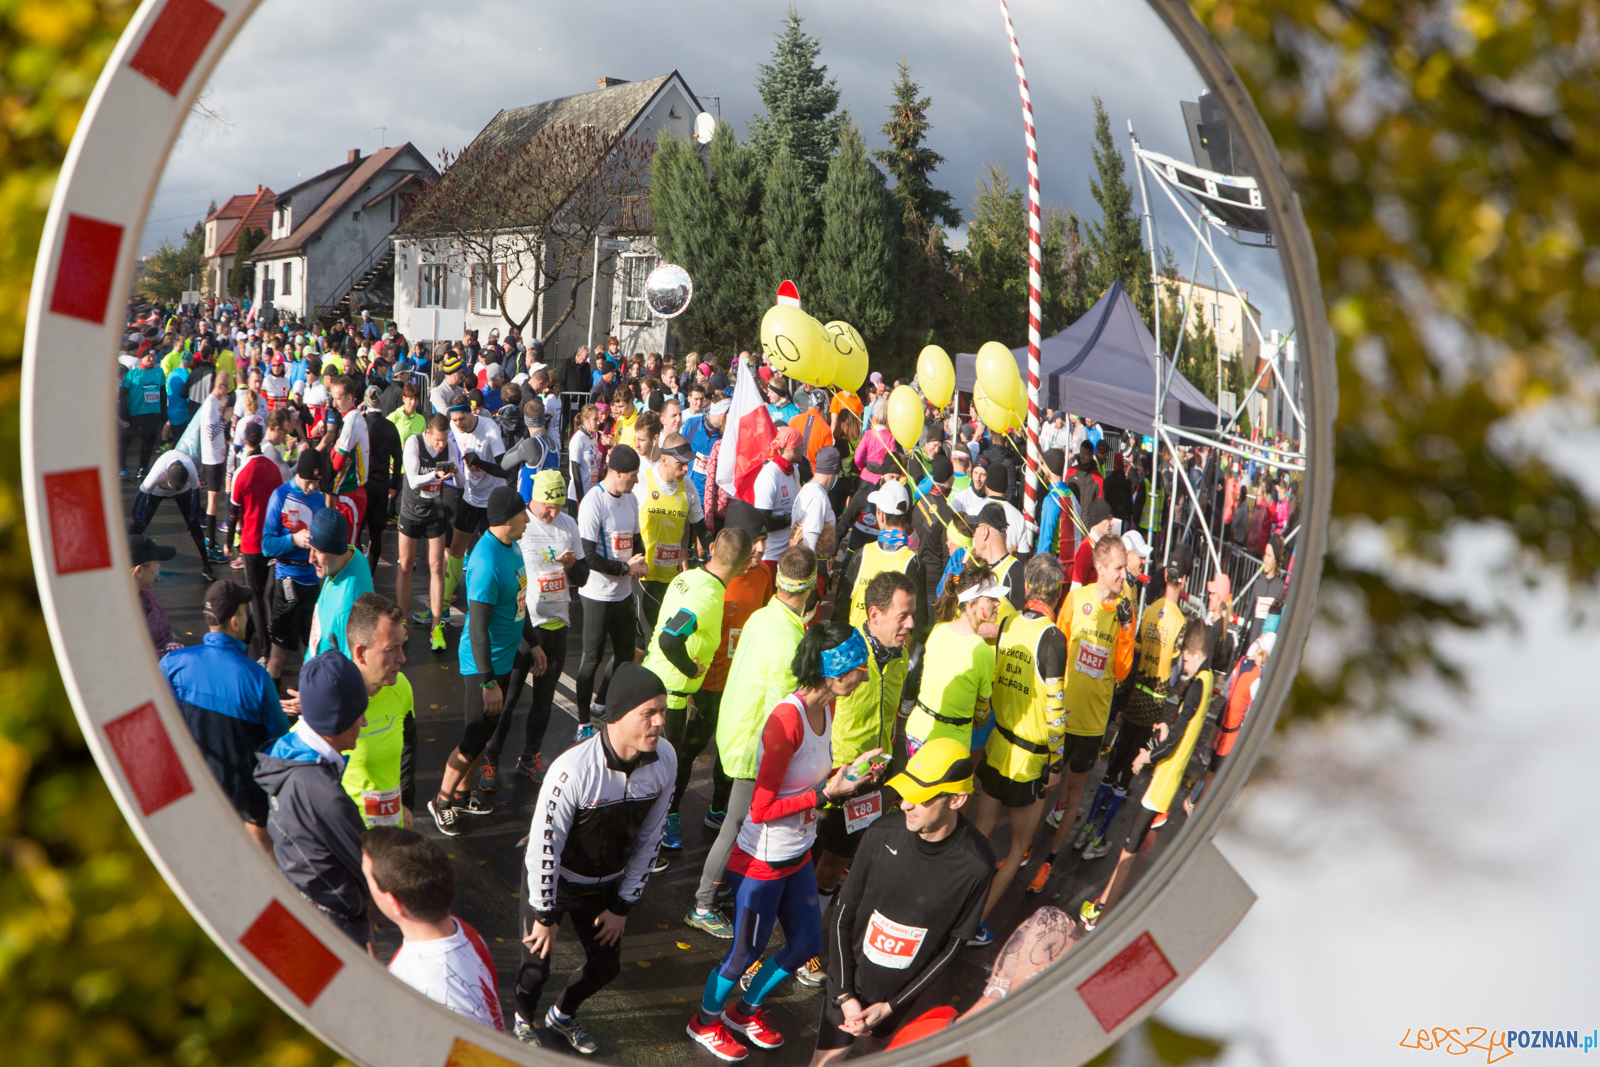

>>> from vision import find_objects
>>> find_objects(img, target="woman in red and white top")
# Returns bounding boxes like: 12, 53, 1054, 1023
687, 620, 884, 1062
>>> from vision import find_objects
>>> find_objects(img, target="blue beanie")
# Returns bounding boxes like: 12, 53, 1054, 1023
298, 651, 367, 736
310, 507, 349, 554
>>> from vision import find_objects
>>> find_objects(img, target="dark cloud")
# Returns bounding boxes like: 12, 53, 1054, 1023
146, 0, 1293, 331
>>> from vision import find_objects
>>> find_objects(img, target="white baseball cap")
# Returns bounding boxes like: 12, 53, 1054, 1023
867, 480, 910, 516
1122, 530, 1152, 558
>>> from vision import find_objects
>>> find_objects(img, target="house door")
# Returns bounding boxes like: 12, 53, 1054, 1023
263, 278, 275, 303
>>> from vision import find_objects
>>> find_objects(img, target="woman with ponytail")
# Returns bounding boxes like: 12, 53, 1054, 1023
687, 620, 882, 1062
904, 565, 1000, 759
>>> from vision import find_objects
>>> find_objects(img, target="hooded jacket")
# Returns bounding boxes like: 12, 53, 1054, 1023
254, 728, 368, 923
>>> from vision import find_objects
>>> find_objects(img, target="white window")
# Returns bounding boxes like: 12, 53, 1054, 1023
281, 261, 292, 296
1211, 302, 1221, 329
475, 264, 501, 312
620, 253, 658, 323
389, 196, 396, 224
419, 264, 446, 308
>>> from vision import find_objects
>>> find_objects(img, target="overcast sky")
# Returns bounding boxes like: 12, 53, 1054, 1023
144, 0, 1294, 334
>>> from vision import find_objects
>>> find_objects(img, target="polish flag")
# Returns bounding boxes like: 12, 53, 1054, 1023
716, 354, 776, 502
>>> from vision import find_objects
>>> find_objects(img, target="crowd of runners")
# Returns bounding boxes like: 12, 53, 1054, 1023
122, 295, 1299, 1061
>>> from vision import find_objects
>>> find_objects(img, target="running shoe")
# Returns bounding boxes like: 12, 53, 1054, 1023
205, 545, 228, 564
965, 922, 995, 947
714, 881, 736, 904
1079, 898, 1103, 933
477, 763, 498, 794
200, 567, 217, 584
229, 556, 244, 570
737, 958, 763, 992
684, 908, 735, 939
514, 753, 546, 783
411, 608, 432, 626
722, 1005, 784, 1049
428, 798, 460, 837
512, 1014, 543, 1047
661, 812, 683, 850
429, 624, 446, 652
1151, 811, 1168, 830
686, 1016, 749, 1062
1071, 822, 1093, 851
544, 1007, 598, 1055
1026, 859, 1053, 895
456, 792, 494, 817
574, 722, 597, 743
1045, 803, 1070, 830
1082, 834, 1112, 860
648, 853, 670, 873
703, 806, 727, 830
795, 956, 827, 988
119, 469, 131, 481
996, 848, 1033, 872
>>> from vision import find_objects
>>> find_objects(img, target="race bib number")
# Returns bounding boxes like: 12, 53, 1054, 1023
361, 787, 402, 827
653, 541, 682, 569
1254, 594, 1273, 620
728, 627, 742, 656
862, 910, 928, 970
143, 386, 160, 405
802, 807, 817, 825
843, 790, 883, 834
536, 571, 566, 602
608, 532, 634, 559
693, 454, 709, 475
515, 572, 528, 621
1075, 639, 1110, 680
420, 477, 441, 499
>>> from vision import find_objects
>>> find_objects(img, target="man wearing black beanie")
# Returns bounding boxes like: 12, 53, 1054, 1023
514, 661, 676, 1052
254, 651, 371, 947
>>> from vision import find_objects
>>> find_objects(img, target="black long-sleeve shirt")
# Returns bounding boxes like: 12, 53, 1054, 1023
827, 811, 994, 1010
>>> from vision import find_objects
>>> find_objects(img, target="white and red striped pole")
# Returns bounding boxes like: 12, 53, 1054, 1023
996, 0, 1044, 527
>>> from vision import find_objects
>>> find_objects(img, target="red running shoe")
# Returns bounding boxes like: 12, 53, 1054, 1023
686, 1016, 748, 1061
722, 1005, 784, 1049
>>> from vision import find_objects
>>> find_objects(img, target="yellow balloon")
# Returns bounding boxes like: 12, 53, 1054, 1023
917, 344, 955, 409
761, 305, 831, 387
975, 340, 1023, 417
822, 321, 868, 392
886, 385, 925, 451
973, 380, 1017, 433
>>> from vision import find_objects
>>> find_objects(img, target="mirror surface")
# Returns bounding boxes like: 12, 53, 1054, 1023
119, 1, 1313, 1062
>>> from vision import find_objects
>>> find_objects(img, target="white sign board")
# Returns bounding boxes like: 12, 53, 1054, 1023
599, 237, 632, 252
408, 308, 465, 342
180, 290, 201, 305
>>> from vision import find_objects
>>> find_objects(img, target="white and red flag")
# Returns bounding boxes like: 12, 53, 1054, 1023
716, 353, 776, 502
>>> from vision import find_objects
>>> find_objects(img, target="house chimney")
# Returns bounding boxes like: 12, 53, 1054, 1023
598, 77, 628, 89
348, 149, 362, 163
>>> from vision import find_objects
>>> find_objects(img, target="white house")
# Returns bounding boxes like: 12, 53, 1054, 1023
392, 73, 702, 359
250, 144, 437, 323
202, 185, 274, 299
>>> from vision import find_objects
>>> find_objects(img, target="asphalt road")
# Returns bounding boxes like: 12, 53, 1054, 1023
129, 477, 1184, 1065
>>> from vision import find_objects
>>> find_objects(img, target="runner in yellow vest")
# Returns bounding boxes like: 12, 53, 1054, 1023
634, 434, 708, 656
641, 525, 752, 851
904, 567, 1000, 757
972, 553, 1069, 927
1079, 620, 1213, 932
337, 594, 415, 828
968, 503, 1025, 634
839, 479, 927, 633
1027, 536, 1135, 895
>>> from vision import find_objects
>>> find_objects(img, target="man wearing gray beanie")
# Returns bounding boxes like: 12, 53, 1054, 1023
254, 651, 372, 947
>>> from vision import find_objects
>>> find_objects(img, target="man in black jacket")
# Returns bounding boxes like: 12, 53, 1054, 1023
811, 737, 994, 1065
253, 650, 371, 946
361, 386, 403, 572
562, 344, 593, 395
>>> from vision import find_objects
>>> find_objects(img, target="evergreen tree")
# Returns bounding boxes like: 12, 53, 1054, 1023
761, 144, 817, 311
874, 58, 960, 232
137, 215, 206, 301
960, 162, 1030, 348
650, 131, 725, 351
1086, 94, 1154, 327
708, 123, 765, 348
747, 6, 846, 200
815, 122, 897, 348
229, 225, 264, 297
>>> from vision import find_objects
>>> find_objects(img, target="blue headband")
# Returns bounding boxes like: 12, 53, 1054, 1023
820, 630, 868, 678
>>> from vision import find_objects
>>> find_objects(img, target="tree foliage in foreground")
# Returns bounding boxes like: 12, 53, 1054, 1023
1195, 0, 1600, 717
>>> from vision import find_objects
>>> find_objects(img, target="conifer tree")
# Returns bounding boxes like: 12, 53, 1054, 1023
761, 144, 817, 311
815, 122, 897, 347
1086, 94, 1154, 327
650, 131, 725, 350
747, 6, 846, 200
708, 122, 765, 349
874, 58, 960, 232
961, 162, 1030, 348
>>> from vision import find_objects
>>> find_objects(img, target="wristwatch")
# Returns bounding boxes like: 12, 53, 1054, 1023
833, 990, 856, 1008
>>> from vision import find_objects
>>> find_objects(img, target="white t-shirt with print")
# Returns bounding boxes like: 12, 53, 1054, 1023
576, 484, 639, 603
752, 460, 799, 562
519, 510, 582, 628
448, 414, 506, 508
386, 917, 505, 1033
792, 481, 835, 553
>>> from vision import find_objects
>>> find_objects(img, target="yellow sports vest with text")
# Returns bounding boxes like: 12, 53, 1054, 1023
987, 613, 1068, 782
1060, 584, 1124, 737
990, 554, 1021, 631
639, 467, 689, 582
848, 540, 917, 629
1144, 670, 1214, 814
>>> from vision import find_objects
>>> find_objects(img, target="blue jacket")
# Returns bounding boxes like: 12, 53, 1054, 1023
261, 482, 324, 584
254, 730, 368, 924
1037, 483, 1074, 560
164, 632, 287, 824
166, 368, 191, 426
686, 416, 721, 501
